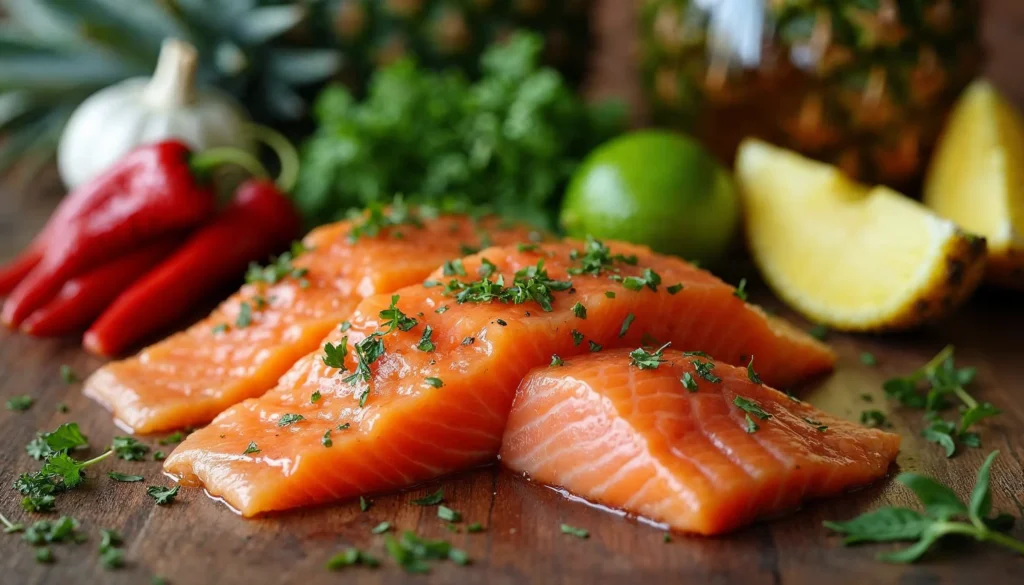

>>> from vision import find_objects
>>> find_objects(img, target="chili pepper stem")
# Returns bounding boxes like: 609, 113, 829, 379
246, 123, 300, 193
190, 148, 269, 182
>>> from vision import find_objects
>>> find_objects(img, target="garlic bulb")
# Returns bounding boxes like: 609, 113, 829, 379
57, 39, 254, 189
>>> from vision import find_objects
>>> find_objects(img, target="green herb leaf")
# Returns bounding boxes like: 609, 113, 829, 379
968, 451, 999, 524
412, 489, 445, 506
860, 410, 887, 428
424, 377, 444, 388
417, 326, 436, 352
550, 355, 564, 367
588, 340, 603, 353
734, 396, 772, 420
146, 485, 179, 506
860, 352, 878, 366
278, 414, 305, 427
746, 356, 762, 384
681, 373, 698, 392
158, 431, 185, 445
629, 342, 671, 370
571, 330, 584, 346
743, 414, 759, 433
667, 283, 683, 295
112, 436, 149, 461
321, 430, 332, 448
243, 442, 260, 455
311, 390, 322, 403
235, 302, 252, 328
5, 395, 33, 411
691, 359, 722, 383
326, 547, 379, 570
467, 523, 484, 533
618, 313, 635, 337
360, 496, 371, 512
571, 302, 587, 319
108, 472, 143, 483
322, 338, 349, 369
733, 278, 748, 301
371, 521, 392, 535
560, 524, 589, 539
60, 365, 78, 385
437, 505, 461, 523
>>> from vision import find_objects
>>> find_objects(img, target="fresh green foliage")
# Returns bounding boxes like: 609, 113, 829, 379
327, 547, 379, 570
571, 330, 584, 346
277, 414, 304, 427
35, 547, 54, 563
321, 430, 332, 448
560, 524, 589, 539
99, 529, 125, 570
15, 442, 112, 512
111, 436, 149, 461
883, 346, 1000, 457
746, 357, 762, 384
5, 395, 33, 411
108, 472, 143, 483
743, 415, 759, 434
803, 417, 828, 432
322, 338, 349, 369
296, 33, 623, 227
384, 531, 469, 573
824, 451, 1023, 562
629, 342, 671, 370
412, 489, 445, 507
437, 506, 462, 523
146, 485, 179, 506
442, 259, 572, 312
681, 373, 698, 392
310, 390, 322, 403
588, 340, 603, 353
617, 268, 662, 292
690, 359, 722, 383
246, 247, 309, 286
417, 326, 436, 352
734, 396, 772, 423
22, 516, 84, 545
619, 313, 635, 337
27, 423, 89, 461
567, 237, 637, 277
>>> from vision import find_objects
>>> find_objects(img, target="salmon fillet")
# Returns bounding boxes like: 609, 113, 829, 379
500, 349, 900, 535
164, 240, 836, 516
84, 214, 534, 434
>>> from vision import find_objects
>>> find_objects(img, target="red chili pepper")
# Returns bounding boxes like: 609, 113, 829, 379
0, 247, 42, 296
1, 140, 216, 328
19, 237, 182, 337
83, 179, 302, 357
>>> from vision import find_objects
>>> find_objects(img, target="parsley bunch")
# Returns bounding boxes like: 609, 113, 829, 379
295, 33, 624, 228
825, 451, 1023, 562
15, 423, 110, 513
442, 259, 572, 312
883, 346, 1000, 457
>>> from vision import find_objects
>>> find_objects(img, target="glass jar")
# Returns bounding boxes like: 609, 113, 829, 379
640, 0, 981, 188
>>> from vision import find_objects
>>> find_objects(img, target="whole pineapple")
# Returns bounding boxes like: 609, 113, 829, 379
640, 0, 981, 186
321, 0, 594, 88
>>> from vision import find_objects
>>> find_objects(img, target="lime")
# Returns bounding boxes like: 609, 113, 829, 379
560, 130, 738, 265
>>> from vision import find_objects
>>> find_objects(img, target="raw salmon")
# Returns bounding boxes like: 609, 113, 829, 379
164, 240, 836, 516
84, 213, 534, 434
500, 349, 900, 535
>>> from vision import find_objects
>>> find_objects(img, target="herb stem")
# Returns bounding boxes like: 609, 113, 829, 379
938, 521, 1024, 556
918, 345, 954, 380
79, 450, 114, 468
952, 385, 979, 410
979, 526, 1024, 556
0, 511, 19, 531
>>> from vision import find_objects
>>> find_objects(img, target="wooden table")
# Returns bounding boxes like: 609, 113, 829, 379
2, 2, 1024, 583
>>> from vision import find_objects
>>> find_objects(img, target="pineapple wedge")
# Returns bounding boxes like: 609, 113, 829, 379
736, 139, 986, 331
925, 80, 1024, 289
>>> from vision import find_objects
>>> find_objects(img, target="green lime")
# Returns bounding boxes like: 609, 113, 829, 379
561, 130, 738, 265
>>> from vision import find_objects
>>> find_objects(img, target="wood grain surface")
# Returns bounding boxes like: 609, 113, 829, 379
2, 1, 1024, 584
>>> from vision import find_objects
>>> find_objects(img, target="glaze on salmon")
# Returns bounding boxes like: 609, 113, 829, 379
499, 349, 900, 535
84, 214, 534, 433
164, 240, 836, 516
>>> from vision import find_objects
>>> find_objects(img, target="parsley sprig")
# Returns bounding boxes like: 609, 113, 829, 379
346, 199, 423, 244
824, 451, 1023, 562
567, 237, 637, 276
883, 346, 1000, 457
629, 342, 671, 370
442, 259, 571, 312
245, 241, 310, 286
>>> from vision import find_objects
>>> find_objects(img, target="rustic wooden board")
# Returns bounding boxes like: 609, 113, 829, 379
2, 1, 1024, 583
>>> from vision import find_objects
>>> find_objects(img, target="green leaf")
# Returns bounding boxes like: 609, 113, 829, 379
111, 436, 149, 461
823, 508, 931, 544
108, 472, 143, 483
560, 524, 589, 539
876, 525, 945, 563
968, 451, 999, 524
236, 5, 304, 44
146, 485, 179, 505
412, 489, 445, 506
896, 472, 966, 520
959, 403, 1001, 433
921, 420, 956, 458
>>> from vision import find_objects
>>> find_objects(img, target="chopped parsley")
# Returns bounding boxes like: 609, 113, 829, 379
443, 258, 467, 277
517, 243, 539, 252
146, 485, 179, 505
35, 547, 53, 564
733, 278, 748, 301
424, 377, 444, 388
667, 283, 683, 295
326, 547, 379, 570
620, 268, 661, 292
338, 423, 350, 430
99, 528, 125, 570
588, 340, 603, 352
5, 395, 33, 411
111, 436, 149, 461
385, 531, 468, 572
371, 521, 392, 535
495, 319, 507, 326
629, 342, 671, 370
691, 359, 722, 383
681, 373, 698, 392
734, 396, 772, 424
618, 313, 635, 337
437, 505, 462, 522
321, 430, 333, 447
746, 357, 762, 384
568, 237, 637, 276
153, 451, 166, 461
211, 323, 228, 334
60, 365, 78, 384
379, 294, 418, 332
311, 390, 322, 403
860, 410, 887, 428
604, 290, 616, 298
743, 414, 759, 433
478, 258, 498, 277
340, 321, 352, 332
346, 200, 423, 244
560, 524, 589, 539
412, 489, 445, 506
571, 330, 584, 346
157, 431, 185, 446
435, 305, 449, 314
22, 516, 84, 545
571, 302, 587, 319
56, 403, 68, 413
467, 523, 484, 533
235, 302, 252, 328
860, 352, 878, 366
108, 472, 143, 483
322, 338, 349, 369
809, 325, 829, 340
803, 418, 828, 432
360, 496, 371, 512
441, 259, 571, 312
278, 414, 305, 427
245, 245, 310, 286
243, 441, 260, 455
550, 355, 564, 367
417, 326, 436, 352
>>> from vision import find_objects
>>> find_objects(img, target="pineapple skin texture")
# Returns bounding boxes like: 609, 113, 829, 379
640, 0, 981, 186
738, 139, 987, 332
925, 80, 1024, 290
